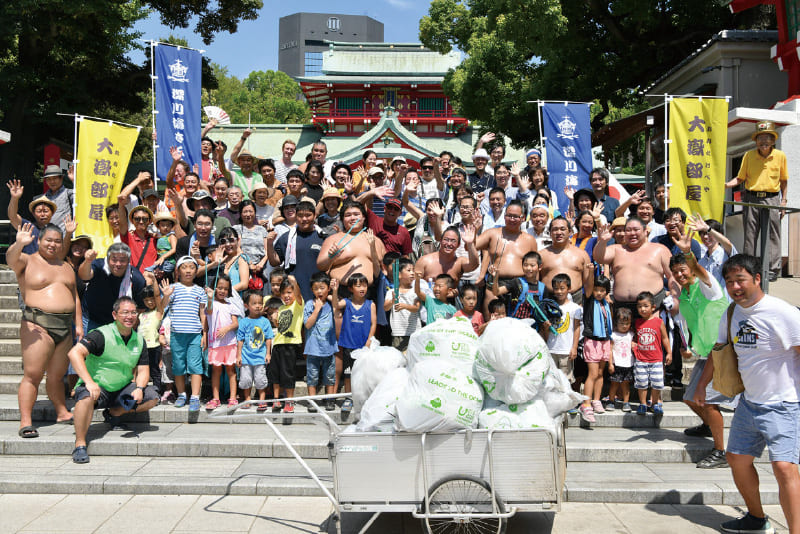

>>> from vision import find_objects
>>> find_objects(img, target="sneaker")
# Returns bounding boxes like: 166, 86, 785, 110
721, 513, 774, 533
636, 404, 648, 415
652, 403, 664, 415
174, 394, 187, 408
697, 449, 729, 469
684, 424, 713, 437
604, 402, 615, 411
307, 402, 318, 413
283, 401, 294, 414
591, 400, 605, 414
622, 402, 632, 412
579, 405, 596, 423
567, 407, 579, 415
341, 399, 353, 414
188, 396, 200, 412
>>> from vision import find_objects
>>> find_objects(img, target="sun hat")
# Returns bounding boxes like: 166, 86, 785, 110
186, 190, 214, 211
751, 121, 779, 141
128, 205, 154, 223
472, 148, 490, 161
28, 195, 57, 214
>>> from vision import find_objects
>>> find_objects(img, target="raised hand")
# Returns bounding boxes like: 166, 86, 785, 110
517, 173, 531, 192
206, 118, 218, 130
214, 141, 226, 157
64, 214, 77, 235
6, 179, 23, 199
365, 228, 376, 247
460, 223, 476, 244
356, 165, 366, 177
564, 186, 576, 201
160, 279, 174, 298
166, 187, 181, 205
672, 228, 695, 254
117, 193, 129, 206
192, 163, 200, 175
84, 249, 98, 263
480, 132, 496, 145
330, 278, 339, 292
510, 162, 521, 177
242, 127, 252, 139
159, 278, 172, 295
16, 222, 35, 247
591, 202, 604, 220
67, 164, 75, 182
630, 189, 646, 205
429, 202, 445, 220
687, 213, 709, 233
597, 223, 613, 243
372, 185, 394, 200
169, 146, 183, 161
405, 176, 419, 195
343, 175, 354, 194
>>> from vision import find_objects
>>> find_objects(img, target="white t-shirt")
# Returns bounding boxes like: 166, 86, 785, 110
547, 301, 582, 355
611, 331, 634, 367
385, 287, 421, 337
717, 294, 800, 404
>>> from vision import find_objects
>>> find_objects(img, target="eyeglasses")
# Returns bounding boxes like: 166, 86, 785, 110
133, 216, 150, 223
422, 166, 434, 170
505, 214, 523, 220
116, 310, 138, 317
219, 238, 237, 245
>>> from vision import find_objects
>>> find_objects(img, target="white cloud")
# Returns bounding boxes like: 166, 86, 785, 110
386, 0, 414, 9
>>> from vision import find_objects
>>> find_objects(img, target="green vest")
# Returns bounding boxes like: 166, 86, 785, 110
82, 323, 144, 392
679, 278, 728, 358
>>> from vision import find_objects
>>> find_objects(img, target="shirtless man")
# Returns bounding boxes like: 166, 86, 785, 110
414, 225, 478, 283
593, 216, 676, 316
476, 199, 538, 316
9, 223, 80, 437
317, 200, 386, 290
539, 216, 594, 304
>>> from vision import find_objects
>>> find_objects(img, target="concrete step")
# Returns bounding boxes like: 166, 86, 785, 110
0, 323, 20, 339
0, 296, 17, 308
0, 284, 18, 297
0, 310, 22, 323
0, 356, 22, 375
0, 454, 791, 505
0, 339, 20, 356
0, 271, 15, 284
0, 376, 46, 395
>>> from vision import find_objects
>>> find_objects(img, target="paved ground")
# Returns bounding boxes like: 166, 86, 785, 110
0, 494, 791, 533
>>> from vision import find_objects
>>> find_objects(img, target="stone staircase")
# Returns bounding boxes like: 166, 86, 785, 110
0, 267, 787, 509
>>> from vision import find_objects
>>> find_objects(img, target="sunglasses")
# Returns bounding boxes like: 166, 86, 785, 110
132, 216, 150, 223
219, 238, 237, 245
422, 166, 434, 170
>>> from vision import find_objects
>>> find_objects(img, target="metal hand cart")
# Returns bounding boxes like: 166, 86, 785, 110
213, 394, 566, 534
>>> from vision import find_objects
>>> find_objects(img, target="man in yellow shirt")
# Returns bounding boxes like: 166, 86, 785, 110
726, 121, 788, 282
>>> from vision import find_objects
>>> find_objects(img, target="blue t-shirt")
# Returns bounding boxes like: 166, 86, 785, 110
303, 300, 338, 357
375, 272, 390, 327
236, 316, 274, 366
338, 299, 373, 350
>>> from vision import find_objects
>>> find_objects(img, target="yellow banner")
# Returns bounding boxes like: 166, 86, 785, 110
668, 98, 728, 222
75, 118, 140, 256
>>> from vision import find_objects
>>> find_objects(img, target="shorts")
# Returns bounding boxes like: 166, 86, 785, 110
550, 353, 574, 383
269, 344, 300, 389
208, 345, 237, 366
339, 348, 357, 378
239, 364, 268, 390
170, 332, 204, 376
391, 336, 410, 352
634, 360, 664, 390
609, 365, 634, 383
74, 381, 159, 410
727, 396, 800, 463
583, 339, 610, 363
683, 359, 738, 406
306, 355, 335, 387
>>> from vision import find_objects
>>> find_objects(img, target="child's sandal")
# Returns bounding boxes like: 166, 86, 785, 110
205, 399, 220, 409
227, 398, 238, 407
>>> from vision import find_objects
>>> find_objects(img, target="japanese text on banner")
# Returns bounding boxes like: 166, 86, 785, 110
668, 98, 728, 221
542, 103, 593, 213
154, 44, 201, 183
75, 118, 139, 256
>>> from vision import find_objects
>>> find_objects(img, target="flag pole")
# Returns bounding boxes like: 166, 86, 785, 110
536, 101, 546, 167
150, 40, 158, 182
664, 94, 671, 210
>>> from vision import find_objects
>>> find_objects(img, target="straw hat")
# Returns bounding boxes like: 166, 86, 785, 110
236, 149, 256, 165
128, 205, 154, 223
154, 212, 177, 226
70, 234, 93, 248
248, 182, 270, 201
611, 217, 627, 229
28, 195, 57, 213
751, 121, 779, 141
321, 187, 343, 205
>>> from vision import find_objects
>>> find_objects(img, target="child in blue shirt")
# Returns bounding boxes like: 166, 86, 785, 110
303, 272, 338, 412
237, 290, 274, 411
332, 273, 376, 414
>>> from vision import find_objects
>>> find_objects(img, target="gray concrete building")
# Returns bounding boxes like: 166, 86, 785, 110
278, 13, 384, 78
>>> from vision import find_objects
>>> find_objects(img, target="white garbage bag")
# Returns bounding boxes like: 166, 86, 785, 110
478, 399, 556, 435
350, 344, 406, 414
355, 367, 409, 432
406, 316, 479, 372
536, 367, 586, 417
474, 318, 552, 404
395, 359, 484, 432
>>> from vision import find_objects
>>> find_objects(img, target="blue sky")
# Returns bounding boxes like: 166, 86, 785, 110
131, 0, 435, 78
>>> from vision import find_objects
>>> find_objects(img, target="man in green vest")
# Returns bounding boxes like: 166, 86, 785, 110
68, 297, 159, 464
670, 231, 735, 469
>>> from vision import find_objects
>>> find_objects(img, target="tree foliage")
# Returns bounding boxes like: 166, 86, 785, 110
203, 65, 311, 124
420, 0, 772, 148
0, 0, 261, 211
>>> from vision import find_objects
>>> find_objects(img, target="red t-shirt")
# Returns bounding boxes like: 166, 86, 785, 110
121, 231, 158, 272
367, 209, 412, 256
633, 316, 663, 363
455, 309, 485, 335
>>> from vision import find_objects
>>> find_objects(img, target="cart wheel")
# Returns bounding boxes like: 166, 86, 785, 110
422, 475, 507, 534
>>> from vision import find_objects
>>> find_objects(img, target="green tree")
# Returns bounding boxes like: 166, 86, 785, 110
203, 65, 310, 124
420, 0, 771, 148
0, 0, 260, 212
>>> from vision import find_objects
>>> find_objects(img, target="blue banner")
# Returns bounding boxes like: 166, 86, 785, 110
154, 44, 202, 182
542, 103, 593, 213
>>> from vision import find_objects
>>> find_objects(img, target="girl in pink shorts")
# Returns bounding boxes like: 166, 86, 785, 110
578, 276, 613, 423
205, 275, 241, 408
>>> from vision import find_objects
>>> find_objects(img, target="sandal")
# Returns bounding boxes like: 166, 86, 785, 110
72, 445, 90, 464
205, 399, 221, 409
227, 399, 238, 407
18, 426, 39, 439
256, 402, 269, 412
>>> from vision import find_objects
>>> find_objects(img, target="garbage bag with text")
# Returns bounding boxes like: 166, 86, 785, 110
356, 367, 410, 432
406, 316, 479, 372
395, 359, 484, 432
351, 343, 406, 415
475, 317, 553, 404
478, 399, 557, 435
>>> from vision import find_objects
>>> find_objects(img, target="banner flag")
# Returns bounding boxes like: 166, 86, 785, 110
668, 97, 728, 221
542, 103, 593, 213
154, 44, 202, 182
74, 118, 139, 256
